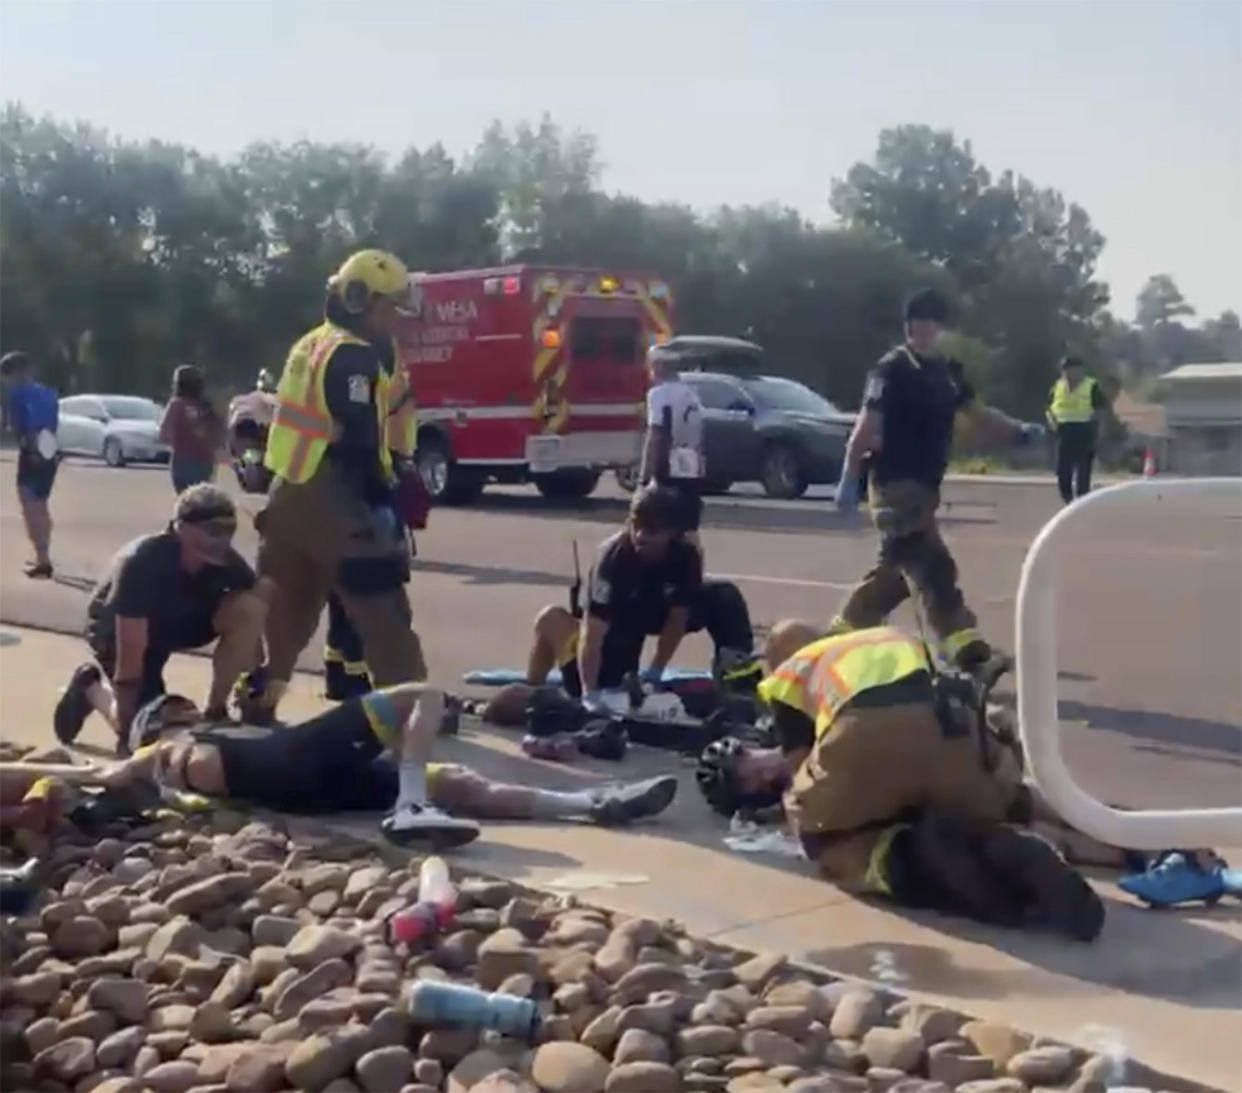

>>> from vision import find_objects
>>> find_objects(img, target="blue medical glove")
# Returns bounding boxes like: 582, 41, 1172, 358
835, 474, 859, 515
371, 504, 400, 540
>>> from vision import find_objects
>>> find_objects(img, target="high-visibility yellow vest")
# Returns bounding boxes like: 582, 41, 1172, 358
383, 362, 418, 460
266, 321, 399, 485
758, 626, 930, 737
1048, 376, 1096, 425
266, 322, 364, 483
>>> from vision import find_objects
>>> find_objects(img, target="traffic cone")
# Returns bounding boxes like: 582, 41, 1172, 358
1142, 448, 1156, 477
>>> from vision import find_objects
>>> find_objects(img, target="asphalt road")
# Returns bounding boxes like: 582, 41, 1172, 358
2, 453, 1240, 811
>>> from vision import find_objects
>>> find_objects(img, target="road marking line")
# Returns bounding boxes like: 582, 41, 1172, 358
713, 572, 854, 590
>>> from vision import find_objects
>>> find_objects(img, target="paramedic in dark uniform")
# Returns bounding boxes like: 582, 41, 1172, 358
1046, 356, 1106, 503
514, 486, 762, 709
639, 345, 706, 555
832, 289, 1038, 679
249, 250, 425, 721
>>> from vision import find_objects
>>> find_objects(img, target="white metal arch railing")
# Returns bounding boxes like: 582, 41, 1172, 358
1015, 477, 1242, 849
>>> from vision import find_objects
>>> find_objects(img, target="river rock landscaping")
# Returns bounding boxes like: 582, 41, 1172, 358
0, 807, 1214, 1093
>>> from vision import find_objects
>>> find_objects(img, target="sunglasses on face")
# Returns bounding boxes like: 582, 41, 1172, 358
186, 518, 236, 540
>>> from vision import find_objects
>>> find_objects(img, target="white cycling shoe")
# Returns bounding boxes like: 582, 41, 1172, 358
380, 803, 480, 849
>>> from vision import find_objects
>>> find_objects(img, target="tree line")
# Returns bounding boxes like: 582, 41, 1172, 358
2, 104, 1238, 419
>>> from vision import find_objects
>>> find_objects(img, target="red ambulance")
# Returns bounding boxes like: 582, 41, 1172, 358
398, 266, 673, 504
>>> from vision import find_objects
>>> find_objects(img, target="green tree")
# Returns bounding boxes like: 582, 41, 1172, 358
831, 125, 1109, 415
471, 116, 599, 258
1135, 273, 1195, 329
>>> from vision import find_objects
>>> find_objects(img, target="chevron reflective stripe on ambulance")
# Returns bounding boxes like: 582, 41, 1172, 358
531, 278, 574, 435
634, 282, 673, 343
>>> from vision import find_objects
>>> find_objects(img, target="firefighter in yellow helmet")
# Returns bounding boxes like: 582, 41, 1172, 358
245, 250, 425, 719
694, 624, 1106, 940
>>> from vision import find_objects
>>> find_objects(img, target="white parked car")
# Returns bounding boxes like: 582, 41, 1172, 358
57, 394, 170, 467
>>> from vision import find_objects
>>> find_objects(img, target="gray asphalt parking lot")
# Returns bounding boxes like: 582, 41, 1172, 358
2, 454, 1239, 811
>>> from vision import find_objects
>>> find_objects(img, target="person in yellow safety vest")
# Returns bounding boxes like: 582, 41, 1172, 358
323, 352, 420, 701
693, 621, 1106, 940
242, 249, 427, 721
1046, 356, 1106, 504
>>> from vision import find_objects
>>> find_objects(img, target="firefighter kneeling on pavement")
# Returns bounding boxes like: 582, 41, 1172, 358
246, 250, 425, 719
695, 621, 1106, 940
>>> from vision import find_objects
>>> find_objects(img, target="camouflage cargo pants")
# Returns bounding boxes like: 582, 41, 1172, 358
835, 479, 984, 663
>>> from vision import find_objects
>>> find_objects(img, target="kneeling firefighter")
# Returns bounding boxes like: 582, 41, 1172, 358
695, 624, 1105, 940
246, 250, 426, 719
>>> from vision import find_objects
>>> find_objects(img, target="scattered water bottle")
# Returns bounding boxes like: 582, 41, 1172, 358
387, 856, 458, 945
406, 980, 539, 1040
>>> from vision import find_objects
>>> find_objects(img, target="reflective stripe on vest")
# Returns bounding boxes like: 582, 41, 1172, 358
384, 361, 418, 460
266, 323, 366, 483
1049, 376, 1096, 425
757, 626, 929, 736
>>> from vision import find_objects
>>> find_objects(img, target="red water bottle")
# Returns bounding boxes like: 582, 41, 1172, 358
388, 856, 457, 945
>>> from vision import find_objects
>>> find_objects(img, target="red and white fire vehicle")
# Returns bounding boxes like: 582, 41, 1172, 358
398, 266, 673, 503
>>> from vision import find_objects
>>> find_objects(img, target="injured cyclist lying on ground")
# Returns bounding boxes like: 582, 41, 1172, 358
95, 684, 678, 849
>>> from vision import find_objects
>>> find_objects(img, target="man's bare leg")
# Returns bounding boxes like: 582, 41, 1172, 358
479, 605, 581, 725
1023, 783, 1138, 869
429, 765, 679, 827
19, 497, 52, 569
54, 661, 121, 746
373, 684, 480, 847
527, 605, 578, 684
84, 675, 120, 734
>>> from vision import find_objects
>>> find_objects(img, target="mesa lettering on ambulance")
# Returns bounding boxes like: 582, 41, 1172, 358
410, 298, 478, 364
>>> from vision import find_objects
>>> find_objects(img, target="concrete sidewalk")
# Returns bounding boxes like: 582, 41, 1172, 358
1, 626, 1239, 1090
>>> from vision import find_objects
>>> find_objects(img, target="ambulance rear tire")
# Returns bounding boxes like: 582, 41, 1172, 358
534, 469, 601, 502
417, 437, 484, 506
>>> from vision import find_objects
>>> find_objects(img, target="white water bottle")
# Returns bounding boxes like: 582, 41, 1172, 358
417, 855, 456, 907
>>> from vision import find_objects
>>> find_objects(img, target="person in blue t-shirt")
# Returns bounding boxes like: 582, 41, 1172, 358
1, 351, 60, 578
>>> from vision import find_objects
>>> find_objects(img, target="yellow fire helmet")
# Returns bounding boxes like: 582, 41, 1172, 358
328, 249, 423, 316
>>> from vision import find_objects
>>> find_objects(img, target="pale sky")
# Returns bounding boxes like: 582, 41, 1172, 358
2, 0, 1239, 321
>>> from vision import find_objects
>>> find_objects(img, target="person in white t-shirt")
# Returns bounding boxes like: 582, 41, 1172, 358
639, 346, 706, 554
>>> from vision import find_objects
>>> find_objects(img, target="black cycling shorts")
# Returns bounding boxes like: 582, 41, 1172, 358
201, 699, 397, 813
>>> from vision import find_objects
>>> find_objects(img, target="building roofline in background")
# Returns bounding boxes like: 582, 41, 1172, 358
1157, 362, 1242, 382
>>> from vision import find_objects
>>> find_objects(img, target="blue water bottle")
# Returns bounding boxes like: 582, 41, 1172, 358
406, 981, 539, 1040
